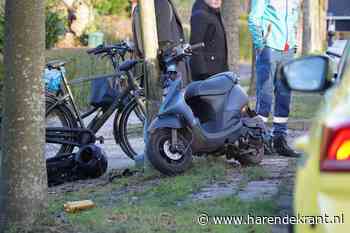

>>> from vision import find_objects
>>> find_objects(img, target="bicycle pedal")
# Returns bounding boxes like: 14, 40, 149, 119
96, 136, 105, 144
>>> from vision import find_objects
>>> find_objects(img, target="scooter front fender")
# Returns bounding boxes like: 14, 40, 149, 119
148, 115, 183, 133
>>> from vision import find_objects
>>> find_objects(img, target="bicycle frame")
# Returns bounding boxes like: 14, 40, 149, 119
46, 64, 146, 148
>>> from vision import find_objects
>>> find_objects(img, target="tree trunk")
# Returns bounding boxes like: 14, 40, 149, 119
246, 0, 256, 96
138, 0, 161, 175
0, 0, 47, 231
303, 0, 327, 54
222, 0, 240, 73
319, 0, 328, 49
302, 0, 312, 54
248, 49, 256, 96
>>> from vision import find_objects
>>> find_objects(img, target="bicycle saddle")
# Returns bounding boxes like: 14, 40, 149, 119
119, 60, 139, 72
46, 60, 67, 70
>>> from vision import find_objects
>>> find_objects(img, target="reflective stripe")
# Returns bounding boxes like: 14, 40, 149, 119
273, 117, 288, 123
258, 115, 269, 123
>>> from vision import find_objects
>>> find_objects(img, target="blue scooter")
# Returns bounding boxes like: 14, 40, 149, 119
147, 42, 266, 175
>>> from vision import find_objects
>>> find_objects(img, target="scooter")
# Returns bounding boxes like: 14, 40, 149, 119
147, 42, 266, 175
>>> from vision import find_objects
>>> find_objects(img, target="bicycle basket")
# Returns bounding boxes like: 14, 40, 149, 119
43, 68, 63, 93
89, 76, 120, 108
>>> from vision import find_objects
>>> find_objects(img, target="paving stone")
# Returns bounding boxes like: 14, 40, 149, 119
238, 180, 280, 201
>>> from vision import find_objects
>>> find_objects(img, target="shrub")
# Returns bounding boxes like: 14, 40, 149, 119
92, 0, 130, 16
0, 1, 65, 50
45, 10, 66, 49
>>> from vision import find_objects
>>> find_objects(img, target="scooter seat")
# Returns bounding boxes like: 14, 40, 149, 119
185, 72, 239, 99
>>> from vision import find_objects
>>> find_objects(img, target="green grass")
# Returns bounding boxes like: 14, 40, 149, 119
44, 157, 278, 233
248, 92, 323, 120
238, 166, 270, 191
242, 166, 269, 182
289, 93, 323, 119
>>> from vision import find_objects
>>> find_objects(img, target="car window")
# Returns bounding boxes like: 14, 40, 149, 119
337, 40, 350, 79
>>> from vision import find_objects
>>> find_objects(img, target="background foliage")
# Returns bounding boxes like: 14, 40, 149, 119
46, 11, 66, 49
91, 0, 130, 16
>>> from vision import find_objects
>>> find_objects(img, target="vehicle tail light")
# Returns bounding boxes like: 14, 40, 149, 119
320, 122, 350, 172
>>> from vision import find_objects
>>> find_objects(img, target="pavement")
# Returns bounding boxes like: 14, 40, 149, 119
83, 112, 142, 171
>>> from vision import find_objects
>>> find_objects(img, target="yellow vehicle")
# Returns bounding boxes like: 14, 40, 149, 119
281, 40, 350, 233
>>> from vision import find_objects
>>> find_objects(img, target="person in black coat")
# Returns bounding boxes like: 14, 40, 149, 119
132, 0, 191, 86
190, 0, 228, 81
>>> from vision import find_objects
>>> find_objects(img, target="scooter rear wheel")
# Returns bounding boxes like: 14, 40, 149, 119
147, 128, 192, 176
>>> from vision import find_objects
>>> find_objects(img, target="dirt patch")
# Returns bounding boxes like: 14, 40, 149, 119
48, 168, 137, 194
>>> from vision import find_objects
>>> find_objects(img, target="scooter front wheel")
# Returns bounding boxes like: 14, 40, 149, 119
147, 128, 192, 176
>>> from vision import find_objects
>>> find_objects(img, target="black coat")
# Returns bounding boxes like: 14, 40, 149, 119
132, 0, 191, 85
190, 0, 228, 81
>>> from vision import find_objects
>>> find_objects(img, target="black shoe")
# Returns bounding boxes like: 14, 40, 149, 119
263, 137, 275, 155
273, 135, 301, 157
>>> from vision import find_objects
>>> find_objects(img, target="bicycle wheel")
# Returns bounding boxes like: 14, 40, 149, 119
45, 97, 76, 158
117, 98, 146, 159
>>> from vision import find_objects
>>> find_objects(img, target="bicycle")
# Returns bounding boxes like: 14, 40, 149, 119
45, 42, 146, 160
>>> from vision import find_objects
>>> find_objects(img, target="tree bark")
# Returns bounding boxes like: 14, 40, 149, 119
302, 0, 312, 54
302, 0, 327, 54
138, 0, 161, 175
0, 0, 47, 231
246, 0, 256, 96
222, 0, 240, 73
248, 49, 256, 96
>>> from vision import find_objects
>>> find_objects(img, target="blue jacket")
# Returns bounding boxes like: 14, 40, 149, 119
248, 0, 301, 51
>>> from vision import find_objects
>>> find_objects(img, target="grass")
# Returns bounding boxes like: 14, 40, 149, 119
43, 157, 278, 233
242, 166, 270, 182
289, 93, 323, 119
247, 92, 323, 121
238, 166, 270, 192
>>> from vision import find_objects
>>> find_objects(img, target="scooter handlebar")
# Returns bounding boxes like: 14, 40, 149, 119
161, 42, 205, 67
190, 42, 205, 51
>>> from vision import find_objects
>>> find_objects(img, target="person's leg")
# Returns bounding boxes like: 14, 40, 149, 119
255, 48, 274, 123
272, 50, 300, 157
272, 59, 290, 137
255, 48, 275, 153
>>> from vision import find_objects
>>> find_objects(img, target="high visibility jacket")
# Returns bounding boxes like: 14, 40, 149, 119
248, 0, 301, 50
